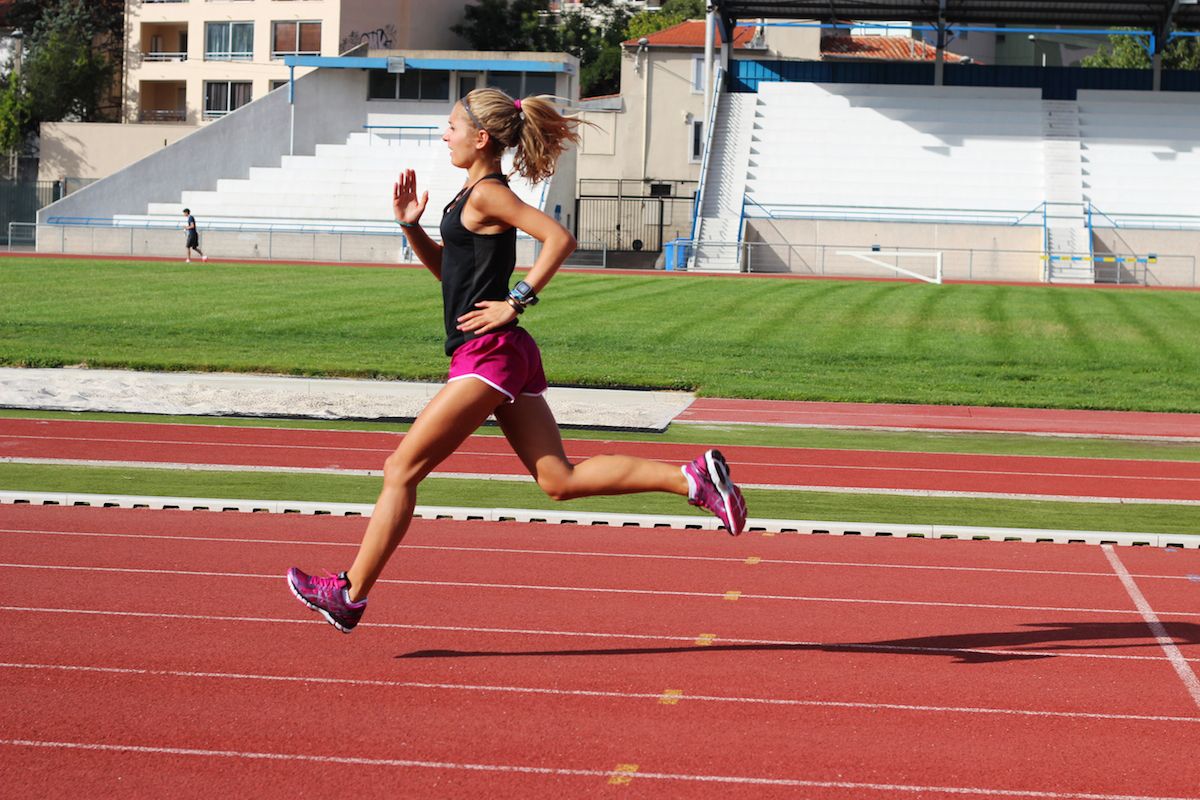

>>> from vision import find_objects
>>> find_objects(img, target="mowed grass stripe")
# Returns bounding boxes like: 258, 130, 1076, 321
0, 463, 1195, 535
3, 258, 1200, 409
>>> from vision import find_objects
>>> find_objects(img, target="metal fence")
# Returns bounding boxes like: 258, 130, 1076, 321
684, 239, 1198, 287
0, 181, 61, 244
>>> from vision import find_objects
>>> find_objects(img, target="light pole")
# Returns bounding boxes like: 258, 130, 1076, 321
1028, 34, 1046, 67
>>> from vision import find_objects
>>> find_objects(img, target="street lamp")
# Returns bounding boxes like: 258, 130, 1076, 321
1028, 33, 1046, 67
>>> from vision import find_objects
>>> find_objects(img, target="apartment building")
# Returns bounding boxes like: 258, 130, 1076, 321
38, 1, 472, 182
127, 0, 469, 125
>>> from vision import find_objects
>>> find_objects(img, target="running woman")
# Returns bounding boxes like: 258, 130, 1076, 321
287, 89, 747, 633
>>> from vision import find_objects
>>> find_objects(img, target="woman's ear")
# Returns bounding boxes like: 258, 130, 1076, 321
474, 128, 491, 152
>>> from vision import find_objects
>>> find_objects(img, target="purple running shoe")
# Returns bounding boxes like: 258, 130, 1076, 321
682, 449, 748, 535
286, 568, 366, 633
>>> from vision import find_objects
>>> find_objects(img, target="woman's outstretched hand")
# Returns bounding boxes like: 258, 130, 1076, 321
456, 300, 519, 334
393, 169, 429, 226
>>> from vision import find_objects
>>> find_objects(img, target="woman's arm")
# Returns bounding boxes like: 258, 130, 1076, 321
454, 183, 576, 335
393, 169, 443, 279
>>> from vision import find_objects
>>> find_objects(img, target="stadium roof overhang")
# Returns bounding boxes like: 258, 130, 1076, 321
710, 1, 1200, 31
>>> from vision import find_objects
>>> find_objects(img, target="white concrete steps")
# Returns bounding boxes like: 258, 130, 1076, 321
1041, 99, 1091, 284
692, 92, 755, 272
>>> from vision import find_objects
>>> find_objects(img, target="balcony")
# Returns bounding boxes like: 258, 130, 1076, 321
141, 22, 188, 65
139, 108, 187, 122
138, 80, 188, 124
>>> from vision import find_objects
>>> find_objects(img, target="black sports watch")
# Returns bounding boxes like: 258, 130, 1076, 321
508, 280, 539, 307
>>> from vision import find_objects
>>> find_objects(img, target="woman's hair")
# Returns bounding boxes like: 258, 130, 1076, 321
461, 88, 583, 184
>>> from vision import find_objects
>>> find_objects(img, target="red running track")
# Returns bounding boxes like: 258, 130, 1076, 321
2, 504, 1199, 799
3, 417, 1199, 502
678, 398, 1200, 439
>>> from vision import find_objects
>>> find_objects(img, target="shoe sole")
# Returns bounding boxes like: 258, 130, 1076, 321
286, 571, 354, 634
705, 450, 746, 536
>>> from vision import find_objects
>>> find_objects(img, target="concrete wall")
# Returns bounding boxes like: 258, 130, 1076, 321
34, 224, 539, 267
38, 122, 195, 183
38, 66, 369, 225
744, 218, 1045, 282
1092, 228, 1200, 287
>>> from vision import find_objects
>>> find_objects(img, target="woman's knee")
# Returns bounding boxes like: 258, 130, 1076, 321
536, 464, 576, 501
382, 451, 422, 490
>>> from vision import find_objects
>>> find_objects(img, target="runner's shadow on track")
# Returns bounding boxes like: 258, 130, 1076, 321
395, 622, 1200, 664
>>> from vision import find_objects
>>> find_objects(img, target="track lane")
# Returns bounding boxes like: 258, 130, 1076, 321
5, 661, 1200, 800
3, 417, 1199, 500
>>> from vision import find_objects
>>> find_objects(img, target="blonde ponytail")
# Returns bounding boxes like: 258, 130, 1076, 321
461, 88, 583, 184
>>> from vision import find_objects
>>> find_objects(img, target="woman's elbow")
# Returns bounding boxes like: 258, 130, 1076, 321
559, 231, 577, 256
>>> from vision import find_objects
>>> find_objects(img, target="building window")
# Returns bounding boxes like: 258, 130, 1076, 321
270, 79, 289, 92
691, 55, 705, 93
486, 71, 556, 98
367, 69, 450, 101
205, 22, 253, 61
689, 119, 704, 163
205, 81, 252, 118
272, 21, 321, 58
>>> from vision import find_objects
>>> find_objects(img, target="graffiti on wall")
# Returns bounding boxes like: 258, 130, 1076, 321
340, 25, 397, 53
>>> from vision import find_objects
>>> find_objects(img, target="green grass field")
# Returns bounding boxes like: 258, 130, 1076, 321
4, 257, 1200, 411
2, 256, 1198, 535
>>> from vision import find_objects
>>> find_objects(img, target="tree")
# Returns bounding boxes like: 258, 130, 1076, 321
0, 0, 121, 156
452, 0, 559, 53
625, 0, 705, 41
1082, 28, 1200, 70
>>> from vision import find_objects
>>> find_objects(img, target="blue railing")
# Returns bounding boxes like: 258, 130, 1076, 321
44, 216, 410, 237
740, 201, 1045, 227
1084, 203, 1200, 231
688, 65, 725, 248
361, 125, 440, 144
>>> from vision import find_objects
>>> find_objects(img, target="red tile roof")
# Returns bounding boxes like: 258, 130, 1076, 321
623, 20, 758, 49
821, 35, 971, 63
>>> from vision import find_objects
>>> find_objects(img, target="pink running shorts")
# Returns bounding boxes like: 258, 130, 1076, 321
447, 327, 548, 403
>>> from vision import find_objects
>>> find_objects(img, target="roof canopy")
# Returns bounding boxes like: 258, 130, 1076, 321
711, 1, 1200, 31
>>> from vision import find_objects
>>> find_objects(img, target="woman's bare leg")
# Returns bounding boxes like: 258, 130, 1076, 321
344, 378, 505, 601
494, 393, 688, 500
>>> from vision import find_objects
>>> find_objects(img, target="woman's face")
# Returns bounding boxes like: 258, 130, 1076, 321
443, 103, 483, 169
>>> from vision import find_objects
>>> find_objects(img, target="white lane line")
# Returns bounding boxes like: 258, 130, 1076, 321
6, 456, 1196, 504
1, 739, 1196, 799
6, 561, 1195, 617
1103, 545, 1200, 711
5, 661, 1197, 725
1, 528, 1195, 581
1, 605, 1194, 665
8, 432, 1199, 483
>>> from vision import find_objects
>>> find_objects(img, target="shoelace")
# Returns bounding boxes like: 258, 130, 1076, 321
312, 570, 344, 601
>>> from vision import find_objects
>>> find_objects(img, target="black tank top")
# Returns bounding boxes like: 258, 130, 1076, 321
438, 173, 518, 356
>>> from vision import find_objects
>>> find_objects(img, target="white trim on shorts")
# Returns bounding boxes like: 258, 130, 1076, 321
447, 373, 515, 403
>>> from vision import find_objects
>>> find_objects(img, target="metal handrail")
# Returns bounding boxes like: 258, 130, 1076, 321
743, 199, 1045, 226
44, 216, 413, 238
688, 64, 725, 248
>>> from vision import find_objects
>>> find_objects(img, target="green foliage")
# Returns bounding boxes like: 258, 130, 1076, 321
626, 0, 706, 40
0, 0, 121, 153
0, 79, 32, 154
451, 0, 560, 53
24, 1, 115, 123
451, 0, 631, 97
1082, 28, 1200, 69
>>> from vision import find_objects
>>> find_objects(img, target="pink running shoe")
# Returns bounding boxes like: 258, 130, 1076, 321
682, 449, 748, 535
286, 568, 366, 633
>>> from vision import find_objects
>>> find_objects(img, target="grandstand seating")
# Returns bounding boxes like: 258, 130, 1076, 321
117, 114, 547, 236
1077, 90, 1200, 219
743, 82, 1046, 216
